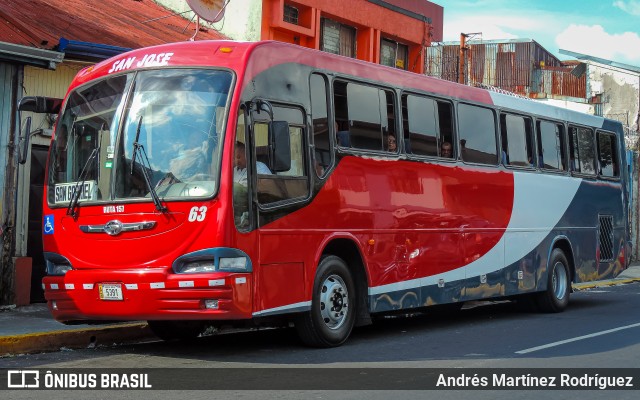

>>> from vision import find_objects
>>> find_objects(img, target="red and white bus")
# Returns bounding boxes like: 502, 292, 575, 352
21, 40, 630, 347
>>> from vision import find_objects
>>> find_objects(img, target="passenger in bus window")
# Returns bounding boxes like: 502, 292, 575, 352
335, 121, 351, 147
314, 159, 325, 176
234, 141, 271, 186
569, 155, 576, 171
441, 141, 453, 158
500, 148, 506, 164
387, 133, 397, 152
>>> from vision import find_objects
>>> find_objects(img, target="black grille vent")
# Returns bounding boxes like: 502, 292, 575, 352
599, 215, 614, 262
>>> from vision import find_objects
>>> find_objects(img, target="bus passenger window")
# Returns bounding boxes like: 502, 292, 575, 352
402, 94, 455, 158
500, 113, 534, 167
233, 112, 250, 230
402, 94, 437, 156
437, 102, 455, 157
333, 81, 350, 148
310, 73, 331, 177
383, 90, 396, 153
346, 82, 382, 150
569, 125, 596, 175
597, 131, 619, 178
458, 104, 498, 165
537, 120, 565, 171
334, 80, 395, 152
254, 106, 309, 206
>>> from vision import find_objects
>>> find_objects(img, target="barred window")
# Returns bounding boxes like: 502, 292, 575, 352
321, 18, 356, 58
283, 4, 299, 25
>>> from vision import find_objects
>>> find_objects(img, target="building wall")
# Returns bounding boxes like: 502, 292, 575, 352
157, 0, 263, 41
157, 0, 443, 74
14, 63, 81, 257
0, 62, 15, 231
535, 98, 591, 114
0, 61, 18, 304
587, 63, 640, 131
260, 0, 442, 73
21, 63, 81, 137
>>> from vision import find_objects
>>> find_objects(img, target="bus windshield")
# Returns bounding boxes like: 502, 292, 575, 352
47, 69, 233, 206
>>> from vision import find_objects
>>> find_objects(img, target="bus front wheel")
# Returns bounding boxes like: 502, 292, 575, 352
536, 248, 570, 313
295, 255, 356, 347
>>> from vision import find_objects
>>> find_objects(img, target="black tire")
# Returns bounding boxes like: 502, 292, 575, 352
147, 320, 204, 341
295, 255, 356, 347
536, 248, 571, 313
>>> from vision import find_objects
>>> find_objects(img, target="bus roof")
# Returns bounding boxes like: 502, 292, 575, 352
69, 40, 617, 130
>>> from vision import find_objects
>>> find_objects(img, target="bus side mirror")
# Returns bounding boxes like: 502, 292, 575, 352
269, 120, 291, 172
17, 96, 61, 164
18, 118, 43, 165
18, 96, 62, 114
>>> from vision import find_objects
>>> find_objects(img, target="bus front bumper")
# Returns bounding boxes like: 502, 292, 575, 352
42, 269, 253, 322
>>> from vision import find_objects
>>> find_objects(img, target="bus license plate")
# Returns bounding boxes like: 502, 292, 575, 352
99, 284, 123, 301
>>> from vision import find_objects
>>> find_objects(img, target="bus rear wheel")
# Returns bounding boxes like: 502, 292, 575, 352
295, 255, 356, 347
147, 320, 204, 341
536, 248, 570, 313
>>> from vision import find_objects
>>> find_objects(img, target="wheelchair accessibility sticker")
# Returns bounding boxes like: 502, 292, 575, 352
44, 215, 54, 235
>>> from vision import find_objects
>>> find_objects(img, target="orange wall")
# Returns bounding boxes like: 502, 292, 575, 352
261, 0, 444, 74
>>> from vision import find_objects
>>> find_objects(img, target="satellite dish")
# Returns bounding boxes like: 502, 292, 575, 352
186, 0, 226, 23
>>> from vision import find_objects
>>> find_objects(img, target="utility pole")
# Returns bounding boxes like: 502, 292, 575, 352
458, 32, 481, 85
458, 33, 468, 84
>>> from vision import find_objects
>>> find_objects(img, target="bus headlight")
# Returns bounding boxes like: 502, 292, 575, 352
172, 248, 253, 274
44, 252, 73, 276
177, 261, 216, 274
50, 264, 73, 276
219, 257, 248, 271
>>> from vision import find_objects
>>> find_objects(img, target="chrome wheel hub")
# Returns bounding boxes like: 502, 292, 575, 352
552, 261, 568, 300
319, 274, 349, 330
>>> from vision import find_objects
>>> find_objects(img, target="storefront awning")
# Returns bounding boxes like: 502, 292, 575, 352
0, 41, 64, 70
57, 38, 131, 62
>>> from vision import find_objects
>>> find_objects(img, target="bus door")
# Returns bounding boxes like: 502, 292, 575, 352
246, 102, 311, 315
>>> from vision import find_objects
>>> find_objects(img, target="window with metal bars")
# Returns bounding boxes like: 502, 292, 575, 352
380, 39, 408, 70
320, 18, 356, 58
284, 4, 299, 25
599, 215, 614, 262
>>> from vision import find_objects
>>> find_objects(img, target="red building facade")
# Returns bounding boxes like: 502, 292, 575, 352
260, 0, 443, 74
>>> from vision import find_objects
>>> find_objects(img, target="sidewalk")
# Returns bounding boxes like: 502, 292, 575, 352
1, 264, 640, 357
0, 305, 153, 356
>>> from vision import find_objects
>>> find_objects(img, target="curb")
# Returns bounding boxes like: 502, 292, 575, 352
0, 323, 154, 356
573, 277, 640, 291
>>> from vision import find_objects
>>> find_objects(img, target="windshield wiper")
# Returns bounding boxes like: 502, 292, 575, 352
130, 115, 143, 174
130, 115, 167, 213
67, 132, 99, 218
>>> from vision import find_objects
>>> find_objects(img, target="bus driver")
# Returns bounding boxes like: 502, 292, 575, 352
233, 141, 271, 185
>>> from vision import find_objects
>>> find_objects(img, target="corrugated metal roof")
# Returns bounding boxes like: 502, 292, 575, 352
426, 39, 587, 100
0, 0, 227, 52
559, 49, 640, 74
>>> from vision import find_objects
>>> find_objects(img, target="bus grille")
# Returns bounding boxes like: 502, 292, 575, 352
598, 215, 614, 262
